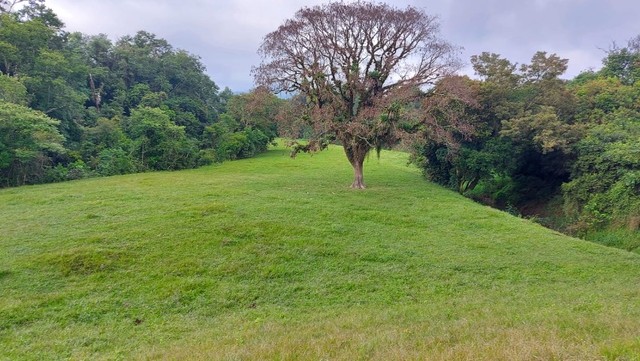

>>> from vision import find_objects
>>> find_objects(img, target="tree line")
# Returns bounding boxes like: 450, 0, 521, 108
0, 0, 281, 187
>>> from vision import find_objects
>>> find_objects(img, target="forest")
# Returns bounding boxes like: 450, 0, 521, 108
0, 1, 638, 249
0, 0, 282, 187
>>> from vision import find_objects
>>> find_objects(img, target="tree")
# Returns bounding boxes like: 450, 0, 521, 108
563, 111, 640, 232
0, 73, 27, 104
0, 100, 64, 186
25, 48, 87, 142
15, 0, 63, 29
470, 52, 519, 87
254, 1, 461, 188
0, 0, 35, 14
0, 12, 54, 76
601, 35, 640, 86
122, 106, 198, 171
226, 87, 282, 138
415, 51, 578, 210
562, 43, 640, 233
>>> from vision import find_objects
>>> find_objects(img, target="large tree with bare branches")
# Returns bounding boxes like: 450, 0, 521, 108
253, 1, 467, 188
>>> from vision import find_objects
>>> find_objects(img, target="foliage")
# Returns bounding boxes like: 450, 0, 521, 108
81, 117, 137, 175
225, 86, 281, 141
203, 88, 280, 162
93, 148, 137, 176
0, 100, 64, 186
0, 73, 27, 104
563, 111, 640, 230
413, 136, 517, 196
413, 42, 640, 239
555, 37, 640, 238
213, 128, 270, 161
122, 106, 198, 171
414, 51, 577, 209
600, 35, 640, 85
24, 48, 88, 143
0, 12, 54, 76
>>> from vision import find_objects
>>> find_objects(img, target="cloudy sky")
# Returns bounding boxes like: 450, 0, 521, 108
48, 0, 639, 92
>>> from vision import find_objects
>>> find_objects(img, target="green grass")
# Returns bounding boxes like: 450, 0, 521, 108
1, 145, 640, 360
586, 229, 640, 255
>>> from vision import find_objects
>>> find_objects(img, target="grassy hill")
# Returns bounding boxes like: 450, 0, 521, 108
1, 145, 640, 360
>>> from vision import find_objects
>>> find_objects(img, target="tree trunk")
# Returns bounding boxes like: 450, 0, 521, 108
351, 157, 365, 189
344, 141, 369, 189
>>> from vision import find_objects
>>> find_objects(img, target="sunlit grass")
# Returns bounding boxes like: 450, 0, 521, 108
1, 144, 640, 360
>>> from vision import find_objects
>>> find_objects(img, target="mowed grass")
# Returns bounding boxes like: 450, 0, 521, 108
1, 145, 640, 360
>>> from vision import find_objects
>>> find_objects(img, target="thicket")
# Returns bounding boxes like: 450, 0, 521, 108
0, 3, 280, 187
412, 45, 640, 246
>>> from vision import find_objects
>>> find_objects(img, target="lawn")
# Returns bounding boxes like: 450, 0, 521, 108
1, 145, 640, 360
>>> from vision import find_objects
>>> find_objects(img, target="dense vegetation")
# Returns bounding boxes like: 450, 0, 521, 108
412, 46, 640, 249
0, 1, 281, 188
2, 145, 640, 360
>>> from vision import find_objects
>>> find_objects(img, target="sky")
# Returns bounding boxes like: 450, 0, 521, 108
47, 0, 640, 93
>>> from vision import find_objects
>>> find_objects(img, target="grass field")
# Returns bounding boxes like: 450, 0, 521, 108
1, 144, 640, 360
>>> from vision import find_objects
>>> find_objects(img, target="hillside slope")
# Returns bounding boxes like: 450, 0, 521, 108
1, 145, 640, 360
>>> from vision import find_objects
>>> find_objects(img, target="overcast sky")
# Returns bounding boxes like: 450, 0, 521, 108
48, 0, 640, 92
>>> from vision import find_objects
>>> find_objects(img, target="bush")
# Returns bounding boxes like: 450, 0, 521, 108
563, 113, 640, 231
214, 128, 270, 162
95, 148, 138, 176
44, 160, 92, 183
123, 107, 199, 171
